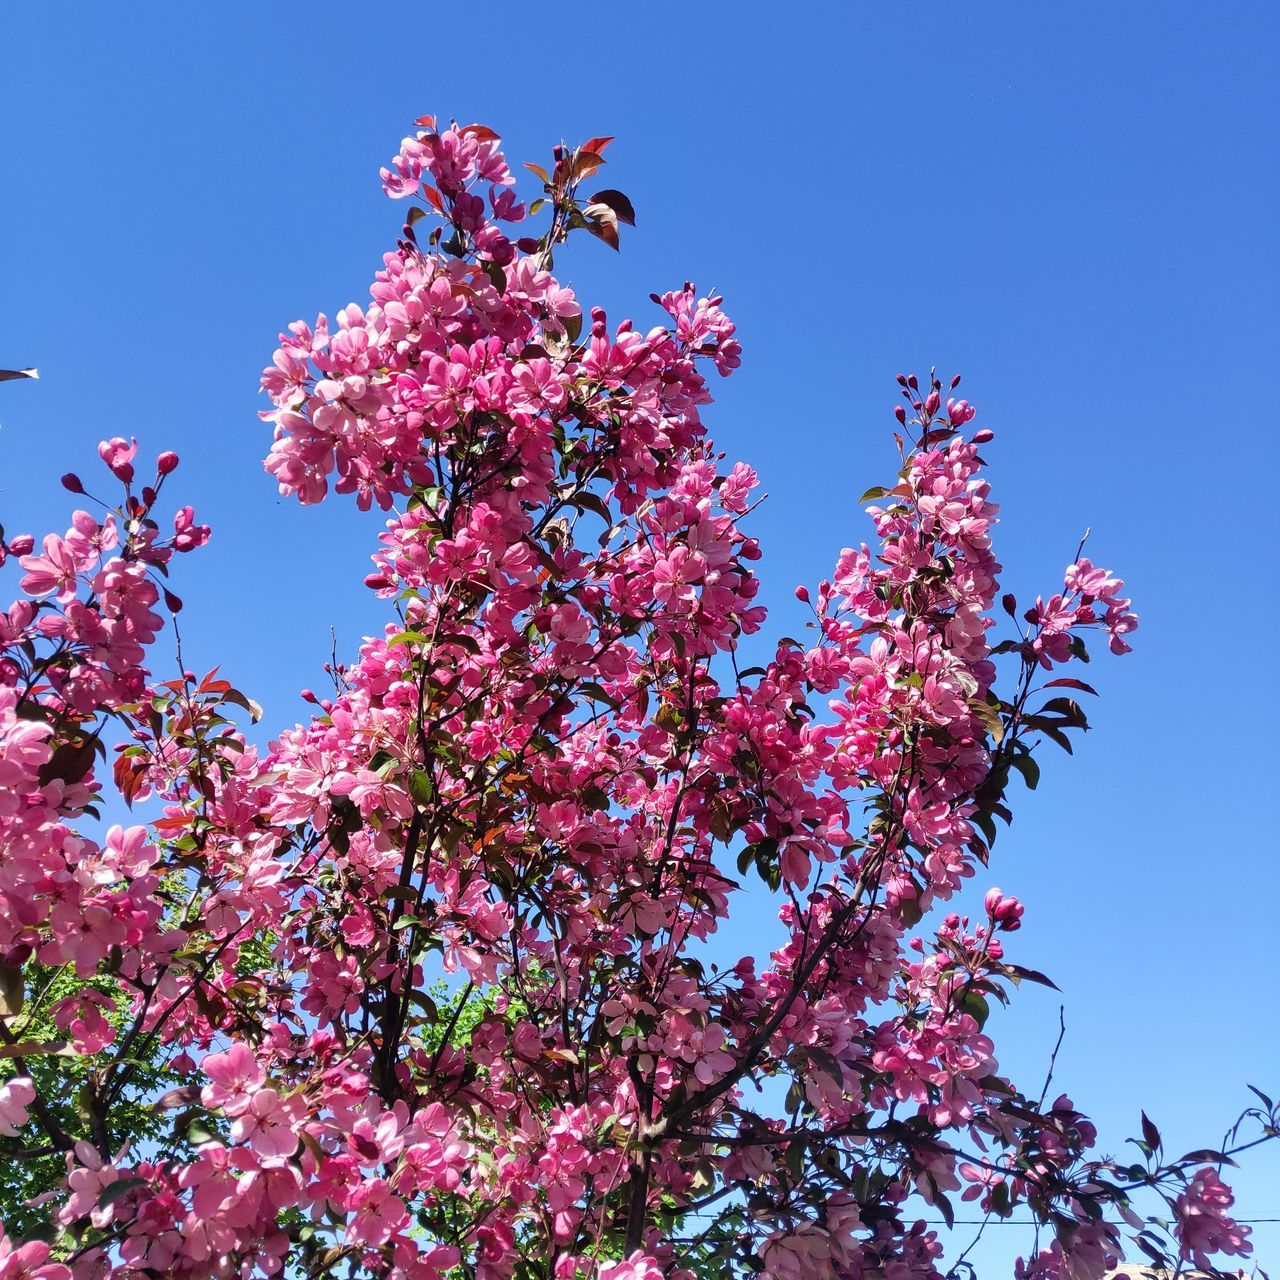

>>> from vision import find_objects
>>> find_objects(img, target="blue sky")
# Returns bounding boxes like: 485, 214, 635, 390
1, 2, 1276, 1271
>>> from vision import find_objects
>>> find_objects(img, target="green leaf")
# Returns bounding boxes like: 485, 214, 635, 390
1003, 963, 1060, 991
972, 809, 999, 850
407, 770, 435, 807
1009, 752, 1040, 791
186, 1117, 217, 1144
388, 630, 429, 648
858, 486, 889, 504
959, 990, 991, 1029
406, 988, 441, 1021
97, 1177, 148, 1208
442, 632, 481, 655
578, 682, 620, 710
1039, 696, 1089, 727
990, 1178, 1012, 1218
571, 490, 615, 528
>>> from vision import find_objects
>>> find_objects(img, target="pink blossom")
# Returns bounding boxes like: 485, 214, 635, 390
1175, 1166, 1252, 1269
97, 437, 137, 483
0, 1079, 35, 1137
200, 1042, 265, 1113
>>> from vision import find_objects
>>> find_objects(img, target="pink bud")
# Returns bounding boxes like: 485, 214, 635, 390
906, 374, 919, 390
947, 398, 976, 426
61, 473, 84, 493
984, 887, 1024, 930
157, 451, 180, 475
997, 900, 1023, 930
924, 390, 941, 416
950, 374, 962, 390
98, 436, 138, 483
163, 590, 183, 614
894, 405, 907, 425
794, 585, 810, 603
972, 428, 994, 444
8, 534, 34, 556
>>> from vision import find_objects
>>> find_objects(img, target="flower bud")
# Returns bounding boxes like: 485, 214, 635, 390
61, 473, 84, 494
906, 374, 919, 390
157, 451, 180, 475
972, 428, 994, 443
924, 390, 941, 416
794, 585, 810, 603
984, 887, 1024, 930
98, 436, 138, 483
8, 534, 34, 556
947, 398, 976, 426
894, 405, 907, 425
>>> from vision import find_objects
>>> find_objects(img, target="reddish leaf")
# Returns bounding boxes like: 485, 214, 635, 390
1141, 1111, 1161, 1150
583, 204, 620, 250
1042, 677, 1098, 695
572, 151, 607, 182
588, 188, 636, 226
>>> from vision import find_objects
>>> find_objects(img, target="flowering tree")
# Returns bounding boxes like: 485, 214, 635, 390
0, 120, 1272, 1280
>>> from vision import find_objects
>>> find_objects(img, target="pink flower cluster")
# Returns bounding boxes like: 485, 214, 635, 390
1174, 1166, 1252, 1269
0, 119, 1259, 1280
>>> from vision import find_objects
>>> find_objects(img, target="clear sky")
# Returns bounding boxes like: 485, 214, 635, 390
1, 2, 1277, 1272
